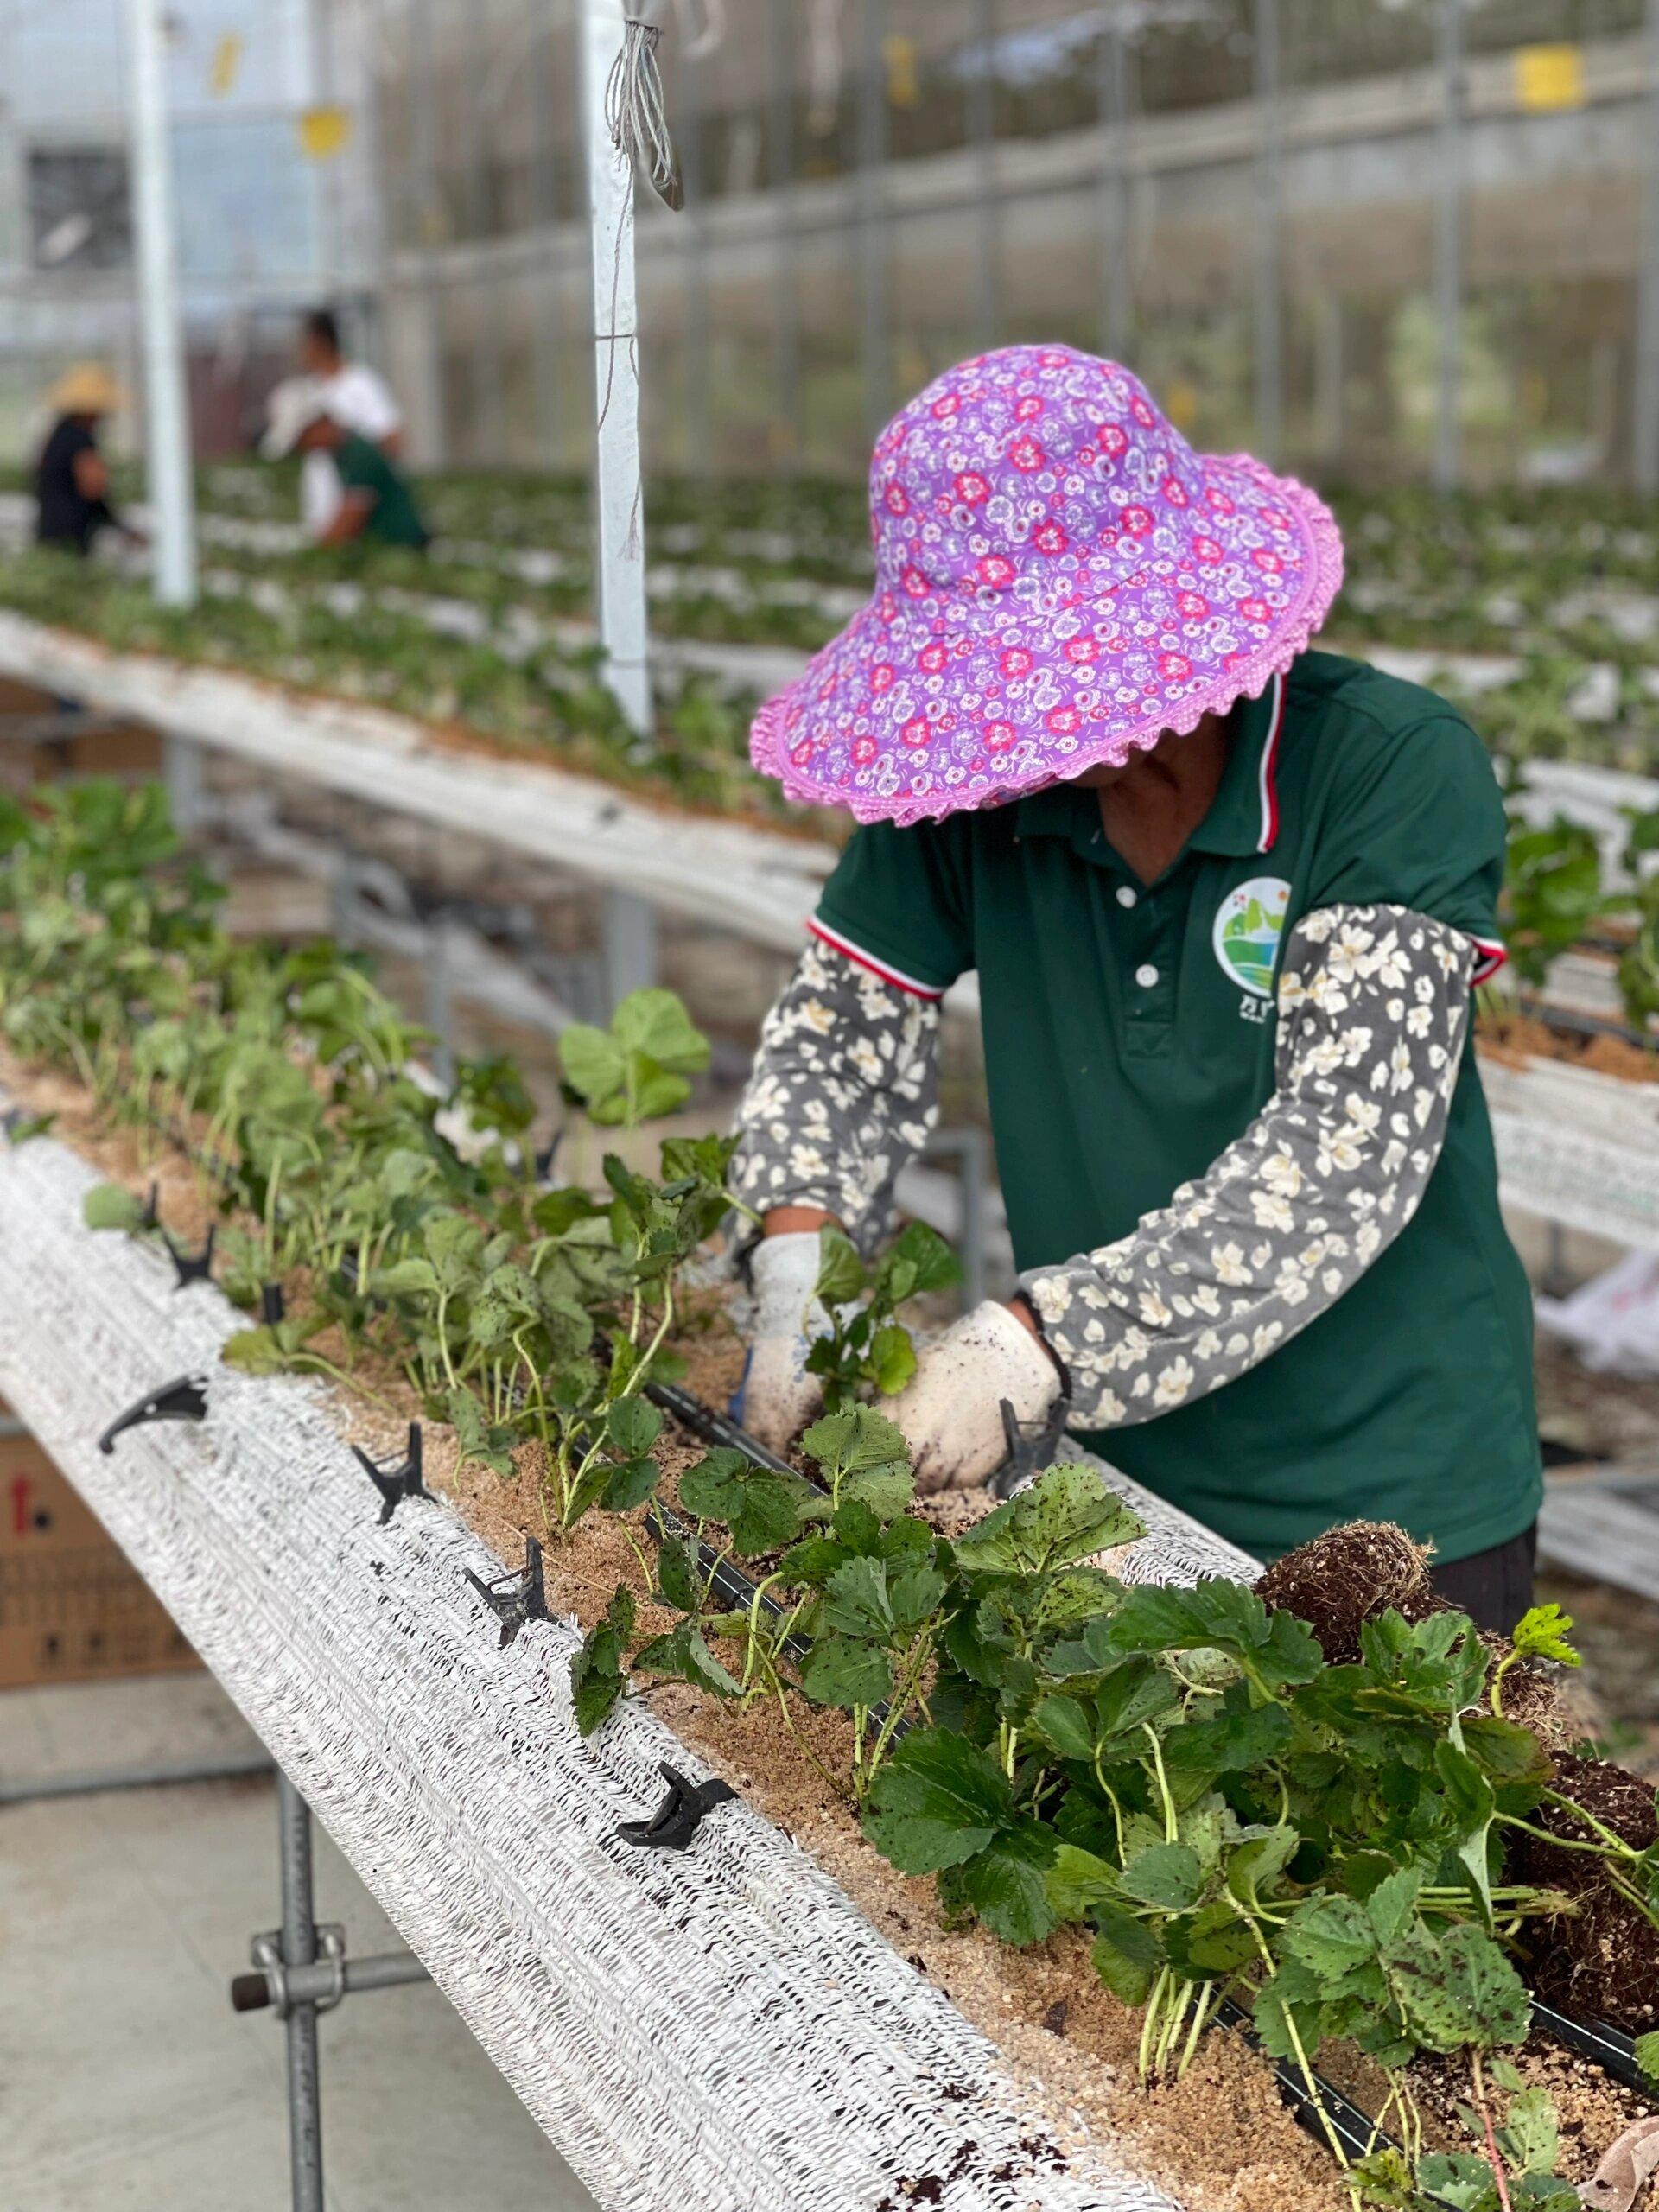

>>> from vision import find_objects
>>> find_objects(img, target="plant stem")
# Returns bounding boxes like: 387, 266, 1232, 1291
1143, 1722, 1178, 1845
1471, 2051, 1514, 2212
1137, 1968, 1168, 2082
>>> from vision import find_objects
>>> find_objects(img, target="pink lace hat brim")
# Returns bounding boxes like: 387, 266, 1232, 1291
750, 457, 1344, 830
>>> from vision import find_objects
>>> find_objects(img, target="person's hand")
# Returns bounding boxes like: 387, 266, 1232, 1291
880, 1300, 1063, 1495
741, 1230, 835, 1454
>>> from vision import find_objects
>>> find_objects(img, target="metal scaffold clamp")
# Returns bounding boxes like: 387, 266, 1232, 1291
237, 1924, 349, 2021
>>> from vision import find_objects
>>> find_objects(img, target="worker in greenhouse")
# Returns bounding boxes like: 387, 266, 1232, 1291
32, 364, 143, 557
733, 343, 1541, 1630
260, 381, 429, 552
295, 308, 406, 543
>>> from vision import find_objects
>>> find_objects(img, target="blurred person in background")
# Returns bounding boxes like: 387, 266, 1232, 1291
293, 308, 405, 543
34, 365, 144, 557
261, 382, 429, 551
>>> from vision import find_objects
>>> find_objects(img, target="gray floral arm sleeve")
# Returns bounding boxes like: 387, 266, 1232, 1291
730, 938, 942, 1256
1022, 905, 1479, 1429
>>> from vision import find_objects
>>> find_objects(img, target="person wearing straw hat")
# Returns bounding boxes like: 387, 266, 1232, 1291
34, 365, 143, 556
260, 379, 429, 551
732, 344, 1541, 1630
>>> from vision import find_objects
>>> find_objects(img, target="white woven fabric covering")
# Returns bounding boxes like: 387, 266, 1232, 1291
0, 1127, 1256, 2212
1481, 1048, 1659, 1254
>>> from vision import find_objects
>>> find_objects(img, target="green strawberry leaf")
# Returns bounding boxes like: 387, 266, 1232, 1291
1117, 1841, 1204, 1912
953, 1463, 1144, 1579
862, 1727, 1015, 1875
798, 1636, 893, 1709
937, 1821, 1058, 1947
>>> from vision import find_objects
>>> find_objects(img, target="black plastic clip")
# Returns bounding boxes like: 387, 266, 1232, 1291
165, 1225, 217, 1289
353, 1424, 429, 1525
465, 1538, 549, 1649
99, 1373, 211, 1455
990, 1382, 1073, 1502
260, 1282, 285, 1326
616, 1762, 738, 1853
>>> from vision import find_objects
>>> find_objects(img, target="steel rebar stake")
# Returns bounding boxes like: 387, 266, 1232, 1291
278, 1771, 324, 2212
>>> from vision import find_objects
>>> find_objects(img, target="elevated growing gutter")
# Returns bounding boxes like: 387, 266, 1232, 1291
0, 1115, 1262, 2212
0, 609, 835, 959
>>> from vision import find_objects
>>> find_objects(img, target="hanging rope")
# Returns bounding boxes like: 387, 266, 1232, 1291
607, 18, 683, 211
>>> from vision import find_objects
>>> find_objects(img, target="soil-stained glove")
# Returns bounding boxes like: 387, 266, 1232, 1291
880, 1301, 1062, 1496
741, 1231, 834, 1454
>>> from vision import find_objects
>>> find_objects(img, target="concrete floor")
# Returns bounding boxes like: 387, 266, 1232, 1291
0, 1671, 597, 2212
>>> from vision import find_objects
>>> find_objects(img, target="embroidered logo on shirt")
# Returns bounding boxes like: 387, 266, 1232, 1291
1213, 877, 1291, 999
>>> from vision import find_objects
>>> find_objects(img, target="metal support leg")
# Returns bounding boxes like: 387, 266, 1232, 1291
278, 1770, 324, 2212
163, 733, 204, 836
602, 887, 659, 1009
425, 919, 455, 1086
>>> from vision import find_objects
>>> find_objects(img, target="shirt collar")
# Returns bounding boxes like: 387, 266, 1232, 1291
1186, 671, 1287, 859
1013, 671, 1288, 861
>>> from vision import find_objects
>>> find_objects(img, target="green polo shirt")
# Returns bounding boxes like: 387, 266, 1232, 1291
812, 649, 1541, 1567
334, 434, 429, 549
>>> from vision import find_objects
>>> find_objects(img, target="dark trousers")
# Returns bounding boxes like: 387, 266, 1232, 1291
1428, 1523, 1537, 1637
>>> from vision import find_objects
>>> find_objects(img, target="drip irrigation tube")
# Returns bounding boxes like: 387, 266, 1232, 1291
1214, 1996, 1400, 2166
1532, 2001, 1648, 2093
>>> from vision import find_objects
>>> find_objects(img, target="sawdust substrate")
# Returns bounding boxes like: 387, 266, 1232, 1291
0, 1046, 219, 1248
3, 1057, 1632, 2209
1478, 1014, 1659, 1084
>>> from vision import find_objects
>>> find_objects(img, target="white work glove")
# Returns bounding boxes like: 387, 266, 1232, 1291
741, 1232, 834, 1455
880, 1300, 1063, 1496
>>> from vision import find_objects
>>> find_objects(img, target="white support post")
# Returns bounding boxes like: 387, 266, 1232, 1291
124, 0, 198, 609
578, 0, 652, 739
1637, 0, 1659, 493
1253, 0, 1283, 467
579, 0, 657, 1002
1433, 0, 1465, 496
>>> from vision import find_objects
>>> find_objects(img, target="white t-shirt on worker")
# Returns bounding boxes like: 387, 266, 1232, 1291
300, 364, 404, 539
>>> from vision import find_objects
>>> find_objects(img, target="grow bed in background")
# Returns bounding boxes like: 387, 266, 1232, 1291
0, 608, 836, 957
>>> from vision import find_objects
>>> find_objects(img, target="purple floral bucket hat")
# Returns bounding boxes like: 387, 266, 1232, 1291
750, 345, 1344, 826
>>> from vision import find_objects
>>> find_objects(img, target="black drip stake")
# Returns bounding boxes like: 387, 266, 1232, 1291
616, 1761, 736, 1852
99, 1373, 211, 1455
353, 1424, 429, 1526
261, 1282, 286, 1326
989, 1388, 1073, 1501
165, 1224, 217, 1288
465, 1538, 550, 1649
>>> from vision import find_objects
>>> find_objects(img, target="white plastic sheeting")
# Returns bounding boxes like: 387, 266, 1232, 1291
0, 1120, 1260, 2212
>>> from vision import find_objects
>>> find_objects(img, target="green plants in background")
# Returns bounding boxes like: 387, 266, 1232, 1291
1498, 815, 1606, 992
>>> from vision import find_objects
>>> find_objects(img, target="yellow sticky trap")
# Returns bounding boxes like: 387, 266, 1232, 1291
883, 35, 919, 111
299, 106, 353, 162
1165, 379, 1199, 433
1514, 45, 1585, 113
209, 32, 243, 97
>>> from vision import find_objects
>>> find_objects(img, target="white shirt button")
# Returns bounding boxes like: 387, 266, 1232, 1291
1135, 963, 1160, 988
1116, 886, 1137, 908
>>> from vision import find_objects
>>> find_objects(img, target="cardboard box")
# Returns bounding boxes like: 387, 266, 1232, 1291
0, 1418, 198, 1690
